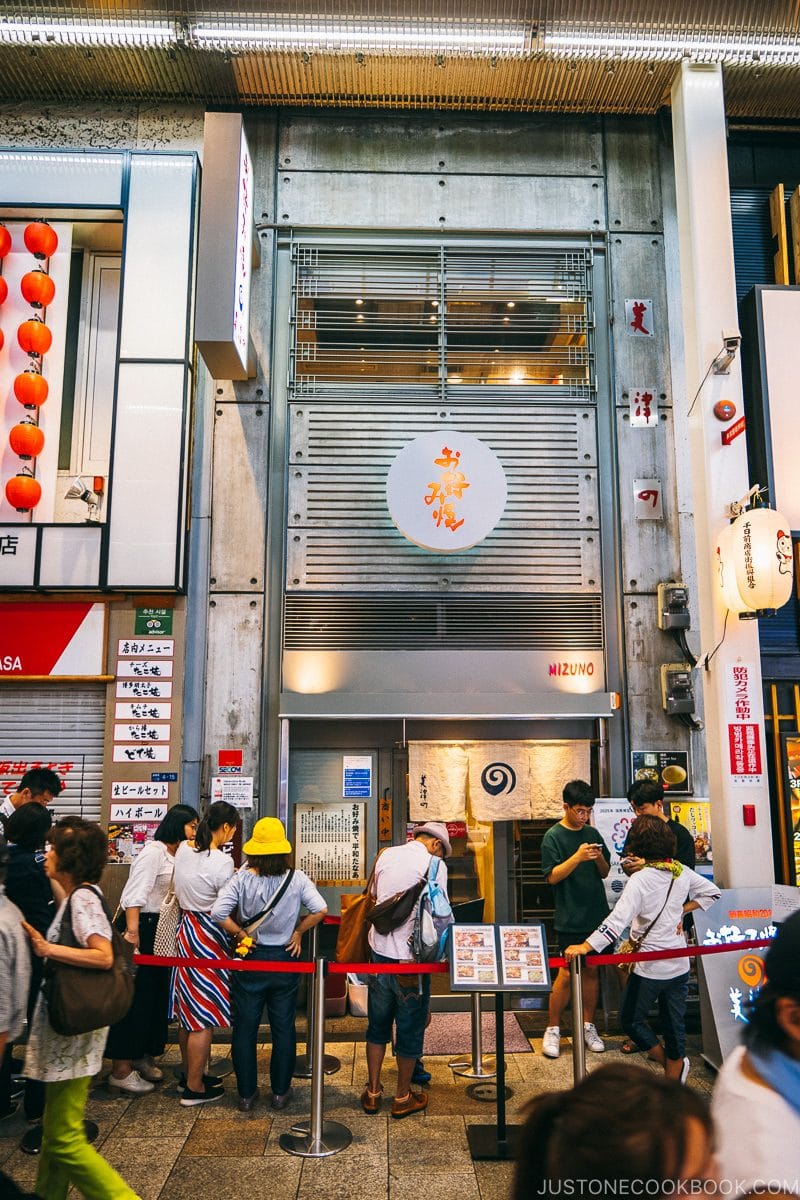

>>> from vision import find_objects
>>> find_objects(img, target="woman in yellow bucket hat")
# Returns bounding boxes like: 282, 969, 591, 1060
211, 818, 327, 1112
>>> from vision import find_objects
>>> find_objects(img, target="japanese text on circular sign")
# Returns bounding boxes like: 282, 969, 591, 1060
386, 430, 507, 552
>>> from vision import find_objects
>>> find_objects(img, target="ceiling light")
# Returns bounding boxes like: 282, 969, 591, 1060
355, 298, 363, 306
544, 28, 798, 65
190, 18, 537, 55
506, 301, 516, 308
0, 17, 175, 47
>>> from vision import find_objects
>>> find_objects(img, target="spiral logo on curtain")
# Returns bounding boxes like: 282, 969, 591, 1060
480, 762, 516, 797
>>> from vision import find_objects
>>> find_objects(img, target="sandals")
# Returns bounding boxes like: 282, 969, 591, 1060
361, 1085, 384, 1114
621, 1040, 641, 1054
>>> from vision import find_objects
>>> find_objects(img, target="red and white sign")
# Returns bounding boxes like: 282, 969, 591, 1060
1, 757, 80, 799
386, 430, 507, 553
633, 479, 663, 520
218, 748, 243, 774
721, 416, 746, 446
0, 601, 105, 677
726, 663, 765, 786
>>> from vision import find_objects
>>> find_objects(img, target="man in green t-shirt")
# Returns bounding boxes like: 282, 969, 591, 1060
539, 779, 610, 1059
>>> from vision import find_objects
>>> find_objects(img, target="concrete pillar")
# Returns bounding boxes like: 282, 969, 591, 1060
671, 61, 773, 886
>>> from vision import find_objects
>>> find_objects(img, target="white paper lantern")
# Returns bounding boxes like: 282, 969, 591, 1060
715, 506, 794, 617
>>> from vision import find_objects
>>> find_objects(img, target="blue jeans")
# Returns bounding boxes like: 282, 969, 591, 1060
231, 946, 299, 1098
365, 952, 430, 1060
620, 970, 690, 1060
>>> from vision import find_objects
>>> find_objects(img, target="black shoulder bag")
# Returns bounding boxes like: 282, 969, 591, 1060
44, 885, 135, 1036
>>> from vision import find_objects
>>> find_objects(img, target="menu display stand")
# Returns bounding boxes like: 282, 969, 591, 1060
449, 923, 551, 1162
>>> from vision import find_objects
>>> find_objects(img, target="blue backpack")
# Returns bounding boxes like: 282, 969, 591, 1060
410, 856, 454, 963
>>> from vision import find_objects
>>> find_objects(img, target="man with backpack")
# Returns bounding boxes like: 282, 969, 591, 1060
360, 822, 452, 1119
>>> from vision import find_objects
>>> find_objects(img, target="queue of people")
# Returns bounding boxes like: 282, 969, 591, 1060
1, 769, 799, 1199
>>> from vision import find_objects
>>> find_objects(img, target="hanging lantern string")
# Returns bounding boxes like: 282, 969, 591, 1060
728, 483, 768, 518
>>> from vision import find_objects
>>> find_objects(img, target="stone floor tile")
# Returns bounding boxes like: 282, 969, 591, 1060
182, 1116, 271, 1155
90, 1135, 186, 1200
474, 1160, 517, 1200
297, 1152, 388, 1199
159, 1154, 302, 1199
114, 1094, 198, 1136
390, 1167, 480, 1200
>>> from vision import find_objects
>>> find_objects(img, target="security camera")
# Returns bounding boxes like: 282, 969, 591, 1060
64, 476, 103, 523
713, 329, 742, 375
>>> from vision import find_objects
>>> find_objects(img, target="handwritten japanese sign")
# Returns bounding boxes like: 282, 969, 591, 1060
633, 478, 663, 520
117, 639, 174, 657
116, 659, 173, 679
116, 680, 173, 699
110, 802, 167, 822
629, 386, 658, 428
625, 298, 654, 338
111, 781, 169, 800
112, 745, 170, 763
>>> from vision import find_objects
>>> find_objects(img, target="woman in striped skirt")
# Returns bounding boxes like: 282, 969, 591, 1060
171, 800, 239, 1106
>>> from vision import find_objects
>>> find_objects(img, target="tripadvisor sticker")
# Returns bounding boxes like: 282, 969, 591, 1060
134, 607, 173, 636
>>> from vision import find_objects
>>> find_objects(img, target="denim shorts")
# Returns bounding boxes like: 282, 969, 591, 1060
365, 951, 431, 1060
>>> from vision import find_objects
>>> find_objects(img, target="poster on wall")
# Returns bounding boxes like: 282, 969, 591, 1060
592, 798, 634, 909
630, 749, 691, 795
668, 799, 713, 868
107, 820, 160, 864
343, 755, 372, 798
295, 801, 366, 883
725, 663, 764, 787
780, 734, 800, 887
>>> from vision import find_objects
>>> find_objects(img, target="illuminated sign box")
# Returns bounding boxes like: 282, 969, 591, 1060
195, 113, 258, 381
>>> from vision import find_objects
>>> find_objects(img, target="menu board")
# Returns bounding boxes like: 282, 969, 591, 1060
450, 923, 551, 993
294, 801, 366, 884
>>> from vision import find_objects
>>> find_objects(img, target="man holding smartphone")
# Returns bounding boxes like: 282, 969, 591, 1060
540, 780, 611, 1059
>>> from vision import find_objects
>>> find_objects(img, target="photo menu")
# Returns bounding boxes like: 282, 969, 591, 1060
450, 923, 550, 993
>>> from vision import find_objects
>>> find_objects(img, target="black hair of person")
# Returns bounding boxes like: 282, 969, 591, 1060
154, 804, 200, 846
5, 801, 52, 851
627, 778, 665, 808
625, 813, 677, 860
562, 779, 594, 808
744, 909, 800, 1055
512, 1063, 713, 1199
18, 767, 62, 798
194, 801, 239, 853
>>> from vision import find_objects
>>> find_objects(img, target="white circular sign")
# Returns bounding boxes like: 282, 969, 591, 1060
386, 430, 507, 553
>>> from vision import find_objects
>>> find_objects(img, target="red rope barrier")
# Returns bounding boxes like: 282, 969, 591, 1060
134, 937, 771, 975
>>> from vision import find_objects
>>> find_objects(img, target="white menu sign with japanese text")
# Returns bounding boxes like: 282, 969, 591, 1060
294, 802, 365, 883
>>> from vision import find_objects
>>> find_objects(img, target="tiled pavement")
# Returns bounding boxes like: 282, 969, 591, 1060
0, 1026, 714, 1200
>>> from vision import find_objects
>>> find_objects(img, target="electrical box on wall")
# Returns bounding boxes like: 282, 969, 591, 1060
660, 663, 696, 715
657, 582, 690, 630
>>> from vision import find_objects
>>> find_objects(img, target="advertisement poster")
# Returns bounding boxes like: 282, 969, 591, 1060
725, 664, 764, 786
210, 776, 254, 810
107, 820, 159, 864
451, 925, 499, 988
343, 755, 372, 798
592, 798, 634, 908
630, 749, 691, 795
499, 925, 547, 986
295, 801, 365, 883
669, 799, 712, 866
781, 734, 800, 886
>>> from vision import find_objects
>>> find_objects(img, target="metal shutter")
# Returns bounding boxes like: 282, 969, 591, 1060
0, 684, 106, 822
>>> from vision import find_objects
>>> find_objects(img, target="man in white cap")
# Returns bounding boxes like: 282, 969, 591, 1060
360, 821, 451, 1119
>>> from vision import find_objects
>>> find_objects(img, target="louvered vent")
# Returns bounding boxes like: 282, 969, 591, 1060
284, 594, 604, 650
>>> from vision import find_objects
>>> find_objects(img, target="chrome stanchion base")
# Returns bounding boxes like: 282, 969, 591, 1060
294, 1052, 340, 1078
450, 1056, 497, 1080
279, 1120, 352, 1158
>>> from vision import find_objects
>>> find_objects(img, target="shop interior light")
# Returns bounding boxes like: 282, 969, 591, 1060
544, 29, 798, 65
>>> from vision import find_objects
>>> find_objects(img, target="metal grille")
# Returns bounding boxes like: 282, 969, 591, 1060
284, 593, 604, 650
0, 684, 106, 822
291, 245, 594, 399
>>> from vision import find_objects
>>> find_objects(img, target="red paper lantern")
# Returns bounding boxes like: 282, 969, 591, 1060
9, 423, 45, 459
23, 221, 58, 260
5, 473, 41, 512
20, 269, 55, 309
0, 224, 10, 258
0, 277, 7, 305
13, 371, 49, 408
17, 318, 52, 356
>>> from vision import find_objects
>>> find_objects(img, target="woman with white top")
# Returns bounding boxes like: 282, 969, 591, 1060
170, 800, 239, 1106
565, 814, 720, 1083
211, 817, 327, 1112
106, 804, 199, 1094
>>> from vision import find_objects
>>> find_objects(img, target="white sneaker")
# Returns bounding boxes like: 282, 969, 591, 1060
583, 1022, 606, 1053
680, 1056, 691, 1085
133, 1057, 164, 1083
108, 1070, 155, 1095
542, 1026, 561, 1058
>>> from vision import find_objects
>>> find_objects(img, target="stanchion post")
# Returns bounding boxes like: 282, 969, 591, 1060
450, 992, 497, 1079
570, 956, 586, 1084
279, 957, 352, 1158
294, 924, 340, 1078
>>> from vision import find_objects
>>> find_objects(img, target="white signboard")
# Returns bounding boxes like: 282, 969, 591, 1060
113, 745, 170, 763
633, 478, 663, 520
111, 781, 169, 800
117, 639, 173, 657
386, 429, 507, 553
232, 130, 253, 371
110, 802, 167, 823
115, 702, 172, 720
113, 723, 171, 743
629, 386, 658, 428
116, 659, 173, 678
116, 679, 173, 699
295, 802, 366, 882
211, 775, 254, 810
592, 798, 635, 909
624, 298, 654, 337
